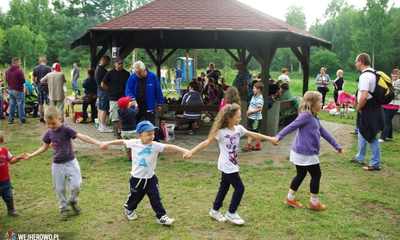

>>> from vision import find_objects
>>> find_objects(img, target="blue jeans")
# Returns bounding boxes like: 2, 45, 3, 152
161, 77, 168, 90
0, 95, 4, 119
0, 179, 13, 203
72, 78, 78, 91
380, 108, 398, 140
355, 132, 381, 167
176, 78, 182, 94
8, 89, 25, 122
213, 172, 245, 213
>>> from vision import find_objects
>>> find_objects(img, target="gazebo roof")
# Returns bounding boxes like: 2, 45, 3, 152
71, 0, 330, 49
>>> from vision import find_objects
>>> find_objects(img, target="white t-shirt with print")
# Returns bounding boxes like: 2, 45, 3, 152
215, 125, 248, 174
125, 139, 165, 179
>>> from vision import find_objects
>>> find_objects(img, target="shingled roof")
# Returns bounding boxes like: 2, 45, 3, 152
72, 0, 330, 49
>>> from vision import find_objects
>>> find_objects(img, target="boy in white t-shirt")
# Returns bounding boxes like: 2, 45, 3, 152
100, 120, 189, 225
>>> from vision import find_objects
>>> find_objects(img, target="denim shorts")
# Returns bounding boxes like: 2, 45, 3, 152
97, 91, 110, 111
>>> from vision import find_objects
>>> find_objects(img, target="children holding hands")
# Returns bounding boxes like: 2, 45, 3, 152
22, 106, 102, 221
184, 103, 277, 225
100, 120, 190, 225
0, 130, 24, 216
271, 91, 344, 211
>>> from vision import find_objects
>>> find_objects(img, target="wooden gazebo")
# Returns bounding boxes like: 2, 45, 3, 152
71, 0, 331, 134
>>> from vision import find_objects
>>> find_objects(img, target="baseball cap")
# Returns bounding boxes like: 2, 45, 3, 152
117, 96, 131, 109
136, 120, 158, 134
114, 56, 123, 63
52, 63, 61, 72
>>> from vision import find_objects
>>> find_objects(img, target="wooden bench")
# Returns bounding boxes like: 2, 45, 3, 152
266, 99, 298, 136
158, 104, 220, 128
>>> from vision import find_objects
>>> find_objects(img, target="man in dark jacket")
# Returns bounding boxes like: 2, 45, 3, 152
350, 53, 383, 171
5, 57, 26, 124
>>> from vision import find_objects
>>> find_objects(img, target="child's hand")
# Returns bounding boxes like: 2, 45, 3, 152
99, 142, 109, 150
16, 153, 24, 160
339, 149, 345, 156
246, 110, 250, 117
22, 153, 32, 159
183, 150, 192, 159
271, 137, 279, 146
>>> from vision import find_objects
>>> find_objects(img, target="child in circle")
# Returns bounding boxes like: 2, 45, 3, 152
272, 91, 344, 211
185, 103, 277, 225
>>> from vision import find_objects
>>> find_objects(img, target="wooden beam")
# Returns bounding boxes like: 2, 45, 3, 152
224, 49, 240, 62
145, 48, 159, 66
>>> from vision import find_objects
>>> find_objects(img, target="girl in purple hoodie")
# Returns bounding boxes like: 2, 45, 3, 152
273, 91, 344, 211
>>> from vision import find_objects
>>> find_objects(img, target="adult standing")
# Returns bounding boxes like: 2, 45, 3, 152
72, 63, 80, 91
333, 69, 344, 115
379, 68, 400, 142
349, 53, 383, 171
82, 69, 97, 123
160, 66, 168, 90
278, 68, 291, 84
95, 56, 113, 133
5, 57, 26, 124
40, 63, 66, 122
232, 61, 251, 125
315, 67, 330, 109
206, 62, 221, 84
33, 56, 52, 123
175, 65, 183, 94
101, 57, 130, 139
125, 60, 164, 141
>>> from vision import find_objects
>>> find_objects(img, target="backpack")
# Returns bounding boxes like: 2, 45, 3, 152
364, 70, 395, 104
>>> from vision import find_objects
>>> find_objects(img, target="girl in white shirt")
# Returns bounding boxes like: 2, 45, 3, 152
187, 103, 276, 225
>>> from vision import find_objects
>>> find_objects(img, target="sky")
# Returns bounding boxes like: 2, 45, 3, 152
0, 0, 399, 29
237, 0, 400, 28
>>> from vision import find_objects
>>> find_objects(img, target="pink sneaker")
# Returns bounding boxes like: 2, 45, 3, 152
188, 130, 194, 135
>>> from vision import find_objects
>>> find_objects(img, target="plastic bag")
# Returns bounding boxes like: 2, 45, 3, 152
160, 122, 175, 142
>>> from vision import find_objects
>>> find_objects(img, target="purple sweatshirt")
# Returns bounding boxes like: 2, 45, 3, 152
5, 65, 25, 92
276, 112, 341, 155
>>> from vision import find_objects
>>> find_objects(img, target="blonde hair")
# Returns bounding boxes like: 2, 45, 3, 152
208, 103, 241, 139
44, 106, 60, 120
0, 130, 4, 144
225, 87, 241, 105
337, 69, 343, 76
299, 91, 322, 117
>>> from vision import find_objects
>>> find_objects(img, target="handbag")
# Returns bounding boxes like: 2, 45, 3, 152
83, 78, 97, 103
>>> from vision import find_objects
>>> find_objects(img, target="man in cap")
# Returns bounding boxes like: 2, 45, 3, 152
40, 63, 67, 122
101, 56, 130, 139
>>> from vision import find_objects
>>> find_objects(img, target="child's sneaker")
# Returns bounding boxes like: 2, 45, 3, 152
157, 215, 174, 225
60, 210, 69, 221
188, 130, 194, 135
125, 209, 138, 221
193, 123, 199, 129
225, 211, 245, 225
307, 201, 326, 211
100, 127, 113, 133
209, 208, 226, 222
284, 197, 303, 208
68, 201, 81, 213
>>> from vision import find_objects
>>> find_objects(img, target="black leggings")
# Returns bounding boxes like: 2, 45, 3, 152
290, 164, 321, 194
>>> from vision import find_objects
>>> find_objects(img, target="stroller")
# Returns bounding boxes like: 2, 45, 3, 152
24, 83, 39, 116
337, 91, 356, 119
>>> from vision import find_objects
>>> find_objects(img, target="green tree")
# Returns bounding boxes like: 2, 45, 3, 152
310, 50, 341, 75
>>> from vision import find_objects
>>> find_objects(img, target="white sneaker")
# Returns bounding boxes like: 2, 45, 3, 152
335, 111, 340, 115
378, 139, 385, 143
209, 209, 226, 222
125, 209, 138, 220
100, 127, 113, 133
157, 215, 175, 225
225, 211, 245, 225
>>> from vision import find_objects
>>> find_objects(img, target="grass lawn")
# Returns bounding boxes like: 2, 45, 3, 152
1, 68, 399, 239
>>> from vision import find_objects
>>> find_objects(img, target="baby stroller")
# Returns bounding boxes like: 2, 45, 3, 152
337, 91, 356, 119
24, 83, 39, 116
